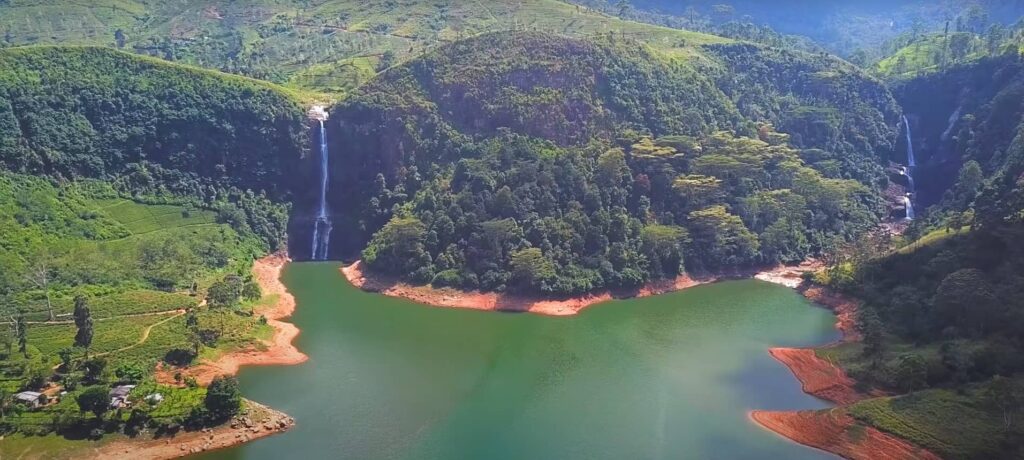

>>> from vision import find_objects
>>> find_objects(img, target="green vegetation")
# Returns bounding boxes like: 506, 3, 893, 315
0, 0, 733, 95
871, 17, 1024, 80
3, 2, 1021, 456
0, 46, 305, 251
803, 42, 1024, 458
849, 385, 1023, 459
0, 171, 272, 439
332, 31, 893, 294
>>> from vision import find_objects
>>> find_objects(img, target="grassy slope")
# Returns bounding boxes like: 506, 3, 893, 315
0, 174, 269, 439
848, 386, 1020, 460
873, 27, 1024, 81
0, 0, 730, 96
874, 33, 988, 80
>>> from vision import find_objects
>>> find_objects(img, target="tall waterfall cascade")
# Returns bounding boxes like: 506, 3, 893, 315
902, 115, 916, 221
902, 114, 916, 167
941, 106, 963, 141
310, 107, 332, 260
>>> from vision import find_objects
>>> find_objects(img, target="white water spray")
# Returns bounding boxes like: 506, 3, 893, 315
900, 116, 917, 220
311, 118, 333, 260
902, 114, 916, 167
900, 166, 915, 191
941, 106, 962, 142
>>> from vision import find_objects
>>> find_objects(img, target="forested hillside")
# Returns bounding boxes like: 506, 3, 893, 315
323, 31, 897, 294
0, 46, 309, 442
0, 46, 309, 250
812, 51, 1024, 459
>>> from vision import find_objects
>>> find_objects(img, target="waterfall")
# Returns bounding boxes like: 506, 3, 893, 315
941, 106, 963, 141
902, 114, 915, 167
900, 116, 918, 221
900, 166, 915, 192
311, 119, 333, 260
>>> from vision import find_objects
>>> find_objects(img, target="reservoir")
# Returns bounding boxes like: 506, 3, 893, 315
200, 262, 838, 459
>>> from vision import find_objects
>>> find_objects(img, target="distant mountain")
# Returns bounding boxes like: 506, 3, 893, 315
624, 0, 1023, 56
0, 0, 729, 96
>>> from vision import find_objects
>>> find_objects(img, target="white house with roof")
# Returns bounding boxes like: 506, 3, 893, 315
109, 384, 136, 409
13, 391, 44, 408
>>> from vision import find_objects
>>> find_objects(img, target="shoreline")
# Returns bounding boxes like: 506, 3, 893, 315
79, 400, 295, 459
753, 276, 940, 459
767, 284, 867, 406
749, 410, 941, 460
157, 253, 309, 386
340, 260, 775, 316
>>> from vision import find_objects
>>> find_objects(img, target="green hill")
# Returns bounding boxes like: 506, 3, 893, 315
319, 31, 896, 292
872, 22, 1024, 81
0, 0, 733, 95
0, 45, 309, 249
812, 53, 1024, 460
0, 45, 306, 443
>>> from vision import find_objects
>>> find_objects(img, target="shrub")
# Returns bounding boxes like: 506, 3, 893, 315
204, 376, 241, 421
164, 348, 197, 366
431, 269, 463, 288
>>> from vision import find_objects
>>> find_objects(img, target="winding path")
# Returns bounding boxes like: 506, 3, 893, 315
93, 310, 187, 358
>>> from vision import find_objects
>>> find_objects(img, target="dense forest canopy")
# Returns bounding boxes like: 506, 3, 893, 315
324, 31, 896, 293
0, 46, 308, 251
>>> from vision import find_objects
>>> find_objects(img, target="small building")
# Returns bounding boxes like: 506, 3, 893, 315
14, 391, 44, 408
109, 384, 136, 409
145, 393, 164, 404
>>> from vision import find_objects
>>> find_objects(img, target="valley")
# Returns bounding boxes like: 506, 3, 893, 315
1, 1, 1024, 459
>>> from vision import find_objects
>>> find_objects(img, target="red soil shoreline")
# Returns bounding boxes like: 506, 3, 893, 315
157, 253, 309, 387
767, 284, 868, 406
342, 260, 722, 316
750, 410, 941, 460
105, 254, 309, 459
753, 273, 941, 459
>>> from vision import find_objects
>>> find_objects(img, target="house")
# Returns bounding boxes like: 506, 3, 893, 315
13, 391, 44, 408
109, 384, 136, 409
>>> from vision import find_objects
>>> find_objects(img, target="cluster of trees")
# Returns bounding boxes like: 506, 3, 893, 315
704, 43, 900, 184
360, 125, 880, 295
67, 375, 240, 438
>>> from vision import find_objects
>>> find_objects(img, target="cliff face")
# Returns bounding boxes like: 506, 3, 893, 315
892, 55, 1024, 210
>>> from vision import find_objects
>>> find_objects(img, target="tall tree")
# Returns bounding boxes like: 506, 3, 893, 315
13, 313, 26, 357
23, 248, 57, 321
205, 375, 242, 420
186, 310, 201, 355
76, 386, 110, 419
73, 295, 93, 349
984, 375, 1022, 432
